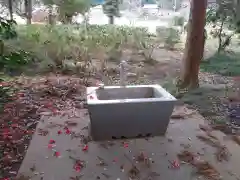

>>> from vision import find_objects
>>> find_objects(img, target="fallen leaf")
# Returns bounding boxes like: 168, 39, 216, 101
65, 121, 78, 127
101, 173, 111, 179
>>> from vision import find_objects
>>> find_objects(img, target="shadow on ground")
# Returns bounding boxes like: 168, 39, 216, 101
201, 52, 240, 76
162, 80, 232, 132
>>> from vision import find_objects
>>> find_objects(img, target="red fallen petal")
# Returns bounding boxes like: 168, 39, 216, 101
54, 151, 60, 157
74, 164, 81, 172
3, 134, 9, 139
0, 82, 9, 87
57, 130, 62, 135
4, 103, 14, 109
11, 124, 18, 128
75, 166, 81, 172
89, 95, 94, 99
28, 130, 35, 134
96, 81, 101, 86
49, 139, 55, 144
44, 102, 53, 108
3, 178, 11, 180
82, 145, 88, 151
52, 108, 58, 114
17, 93, 24, 97
48, 144, 53, 149
65, 128, 71, 134
233, 76, 240, 80
123, 142, 128, 148
3, 129, 10, 134
172, 160, 180, 168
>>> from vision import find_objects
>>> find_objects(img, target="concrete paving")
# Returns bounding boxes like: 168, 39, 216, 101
18, 106, 240, 180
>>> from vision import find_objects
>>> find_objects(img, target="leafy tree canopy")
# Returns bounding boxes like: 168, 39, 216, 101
206, 0, 240, 32
42, 0, 91, 16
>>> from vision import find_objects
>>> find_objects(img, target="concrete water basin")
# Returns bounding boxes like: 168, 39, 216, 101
87, 84, 176, 141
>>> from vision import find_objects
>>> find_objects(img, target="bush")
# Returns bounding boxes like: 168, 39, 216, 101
172, 16, 185, 27
4, 24, 151, 73
164, 28, 180, 49
1, 19, 31, 74
156, 26, 180, 49
156, 26, 169, 40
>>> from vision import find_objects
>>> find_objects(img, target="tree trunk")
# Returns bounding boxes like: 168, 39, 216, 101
178, 0, 207, 89
108, 16, 114, 24
217, 18, 224, 53
8, 0, 13, 21
48, 5, 54, 25
25, 0, 32, 24
235, 0, 240, 31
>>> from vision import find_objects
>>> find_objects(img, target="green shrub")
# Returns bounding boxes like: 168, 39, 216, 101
156, 26, 169, 40
172, 16, 185, 27
164, 28, 180, 49
4, 24, 151, 73
1, 19, 31, 74
156, 26, 180, 49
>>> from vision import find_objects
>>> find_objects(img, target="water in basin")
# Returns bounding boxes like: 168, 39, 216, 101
96, 87, 162, 100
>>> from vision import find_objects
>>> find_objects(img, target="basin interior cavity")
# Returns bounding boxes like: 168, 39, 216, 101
96, 87, 162, 100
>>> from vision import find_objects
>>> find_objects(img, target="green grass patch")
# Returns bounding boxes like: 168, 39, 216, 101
201, 52, 240, 76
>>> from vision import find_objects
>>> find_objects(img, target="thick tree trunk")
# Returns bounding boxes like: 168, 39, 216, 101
48, 5, 54, 25
217, 19, 224, 53
8, 0, 13, 21
108, 16, 114, 24
178, 0, 207, 89
25, 0, 32, 24
235, 0, 240, 29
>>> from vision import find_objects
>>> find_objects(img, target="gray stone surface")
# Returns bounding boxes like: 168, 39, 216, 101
18, 107, 240, 180
87, 85, 176, 141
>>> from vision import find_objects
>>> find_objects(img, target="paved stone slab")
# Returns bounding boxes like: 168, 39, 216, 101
18, 106, 240, 180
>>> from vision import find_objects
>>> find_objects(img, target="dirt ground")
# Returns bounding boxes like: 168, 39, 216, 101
1, 45, 240, 179
18, 103, 240, 180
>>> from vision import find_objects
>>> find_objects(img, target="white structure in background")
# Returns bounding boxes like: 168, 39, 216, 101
73, 5, 172, 34
0, 1, 191, 34
0, 4, 25, 24
179, 0, 190, 21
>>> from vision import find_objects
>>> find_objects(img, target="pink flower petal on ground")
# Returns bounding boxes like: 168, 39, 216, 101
44, 103, 51, 108
74, 162, 82, 172
11, 124, 18, 128
113, 158, 118, 163
65, 128, 71, 134
171, 160, 180, 169
3, 178, 11, 180
123, 142, 128, 148
82, 145, 88, 152
89, 95, 94, 99
0, 82, 9, 87
49, 139, 55, 144
52, 108, 58, 115
57, 130, 62, 135
48, 144, 54, 149
17, 93, 24, 97
54, 151, 60, 157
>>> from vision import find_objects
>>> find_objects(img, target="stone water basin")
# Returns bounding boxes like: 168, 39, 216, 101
87, 84, 176, 141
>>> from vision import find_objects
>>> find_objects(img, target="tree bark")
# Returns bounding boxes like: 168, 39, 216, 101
8, 0, 13, 21
48, 5, 54, 25
217, 18, 224, 53
236, 0, 240, 28
25, 0, 32, 24
178, 0, 207, 89
108, 16, 114, 24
